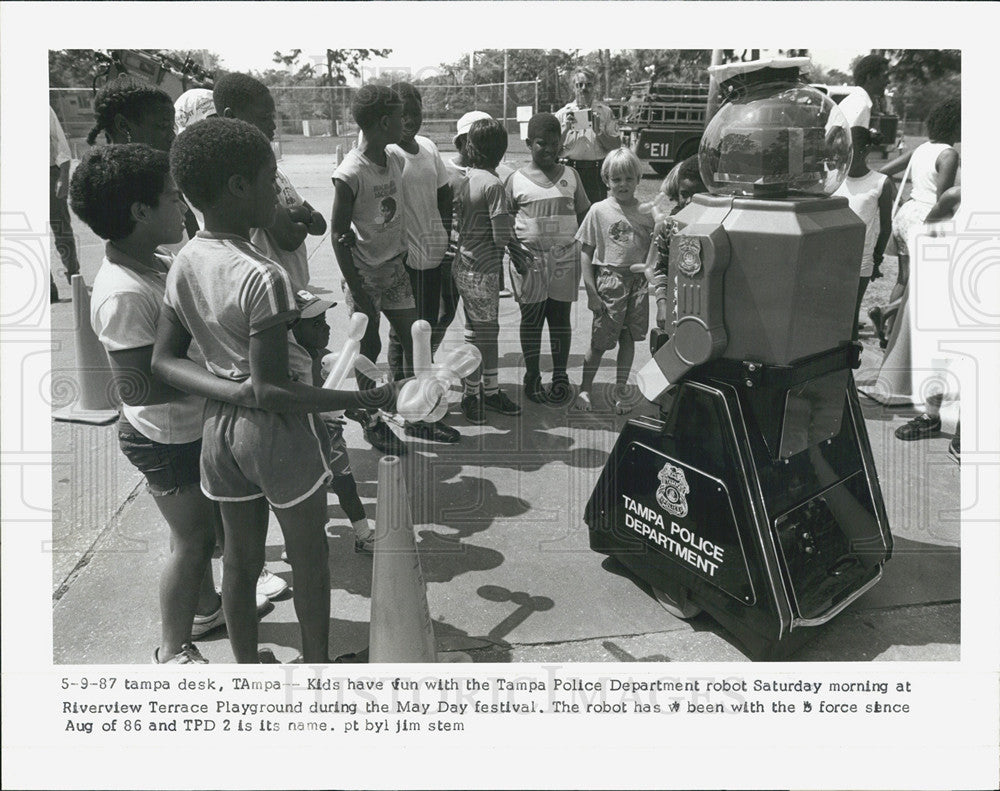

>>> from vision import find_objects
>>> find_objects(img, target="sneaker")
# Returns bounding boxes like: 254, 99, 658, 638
153, 642, 208, 664
948, 424, 960, 464
483, 389, 522, 416
363, 418, 408, 455
344, 408, 370, 426
405, 420, 460, 443
546, 376, 573, 406
523, 374, 546, 404
894, 413, 942, 441
191, 593, 270, 638
461, 391, 487, 424
257, 568, 289, 599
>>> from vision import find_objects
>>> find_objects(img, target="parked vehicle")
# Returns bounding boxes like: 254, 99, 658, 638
609, 81, 710, 175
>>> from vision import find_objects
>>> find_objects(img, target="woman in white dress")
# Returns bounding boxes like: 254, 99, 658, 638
859, 99, 960, 420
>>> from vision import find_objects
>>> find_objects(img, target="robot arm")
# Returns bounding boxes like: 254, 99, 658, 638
636, 224, 731, 401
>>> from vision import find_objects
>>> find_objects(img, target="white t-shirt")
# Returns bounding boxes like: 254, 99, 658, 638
50, 107, 71, 168
90, 245, 205, 445
835, 170, 887, 277
837, 87, 873, 129
387, 135, 450, 271
909, 141, 954, 205
251, 166, 310, 292
332, 148, 407, 268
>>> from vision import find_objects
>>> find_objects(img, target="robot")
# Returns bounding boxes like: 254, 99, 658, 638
585, 58, 892, 659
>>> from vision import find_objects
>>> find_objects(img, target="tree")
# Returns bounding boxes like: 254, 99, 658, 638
881, 49, 961, 83
49, 49, 103, 88
876, 49, 961, 122
272, 48, 392, 86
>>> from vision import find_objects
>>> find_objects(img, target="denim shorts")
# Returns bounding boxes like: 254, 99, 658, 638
117, 417, 202, 497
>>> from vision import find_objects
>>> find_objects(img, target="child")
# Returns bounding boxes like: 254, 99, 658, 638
152, 117, 396, 664
383, 82, 459, 443
214, 72, 327, 293
505, 112, 590, 404
574, 147, 655, 413
877, 97, 960, 334
833, 126, 894, 341
440, 112, 515, 351
72, 143, 263, 663
331, 84, 418, 455
453, 118, 521, 422
290, 288, 375, 553
646, 155, 707, 330
88, 74, 176, 151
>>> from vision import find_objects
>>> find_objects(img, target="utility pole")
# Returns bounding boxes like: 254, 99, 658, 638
706, 49, 724, 123
502, 49, 509, 131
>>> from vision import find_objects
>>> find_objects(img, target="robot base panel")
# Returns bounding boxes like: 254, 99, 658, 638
586, 348, 892, 660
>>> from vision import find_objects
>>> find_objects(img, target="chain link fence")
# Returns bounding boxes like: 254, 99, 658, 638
52, 81, 540, 156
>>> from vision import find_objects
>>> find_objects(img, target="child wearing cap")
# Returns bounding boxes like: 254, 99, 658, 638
440, 112, 515, 349
290, 289, 375, 553
452, 117, 522, 423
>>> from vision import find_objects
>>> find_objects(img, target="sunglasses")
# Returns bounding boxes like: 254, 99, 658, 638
576, 82, 593, 88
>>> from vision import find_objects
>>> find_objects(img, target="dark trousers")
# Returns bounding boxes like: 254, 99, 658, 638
50, 165, 80, 282
563, 159, 607, 204
388, 263, 443, 380
435, 256, 461, 351
519, 298, 573, 381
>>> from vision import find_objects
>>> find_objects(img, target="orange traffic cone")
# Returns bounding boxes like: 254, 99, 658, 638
52, 275, 119, 425
368, 455, 469, 663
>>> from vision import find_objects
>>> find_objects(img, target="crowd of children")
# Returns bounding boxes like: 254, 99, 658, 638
71, 70, 922, 664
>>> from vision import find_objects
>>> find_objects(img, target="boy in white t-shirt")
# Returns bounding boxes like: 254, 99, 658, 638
332, 84, 418, 455
384, 82, 459, 443
215, 73, 327, 293
574, 148, 655, 414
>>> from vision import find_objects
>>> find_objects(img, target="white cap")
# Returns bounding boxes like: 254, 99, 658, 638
295, 288, 337, 319
174, 88, 216, 133
454, 110, 493, 143
708, 56, 812, 85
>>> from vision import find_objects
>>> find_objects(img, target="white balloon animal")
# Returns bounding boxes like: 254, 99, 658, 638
395, 320, 481, 423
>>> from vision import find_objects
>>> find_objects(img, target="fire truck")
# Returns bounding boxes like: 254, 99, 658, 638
51, 50, 214, 139
610, 81, 711, 175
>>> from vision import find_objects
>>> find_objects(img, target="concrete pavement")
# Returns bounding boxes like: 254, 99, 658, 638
50, 153, 960, 664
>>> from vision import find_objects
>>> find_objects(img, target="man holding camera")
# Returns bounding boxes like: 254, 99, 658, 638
555, 68, 622, 203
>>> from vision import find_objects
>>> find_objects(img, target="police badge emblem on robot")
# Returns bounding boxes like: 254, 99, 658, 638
677, 236, 702, 277
656, 462, 691, 518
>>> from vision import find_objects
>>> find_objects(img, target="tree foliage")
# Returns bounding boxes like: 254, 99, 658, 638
881, 49, 961, 84
271, 48, 392, 86
49, 49, 103, 88
876, 49, 961, 122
